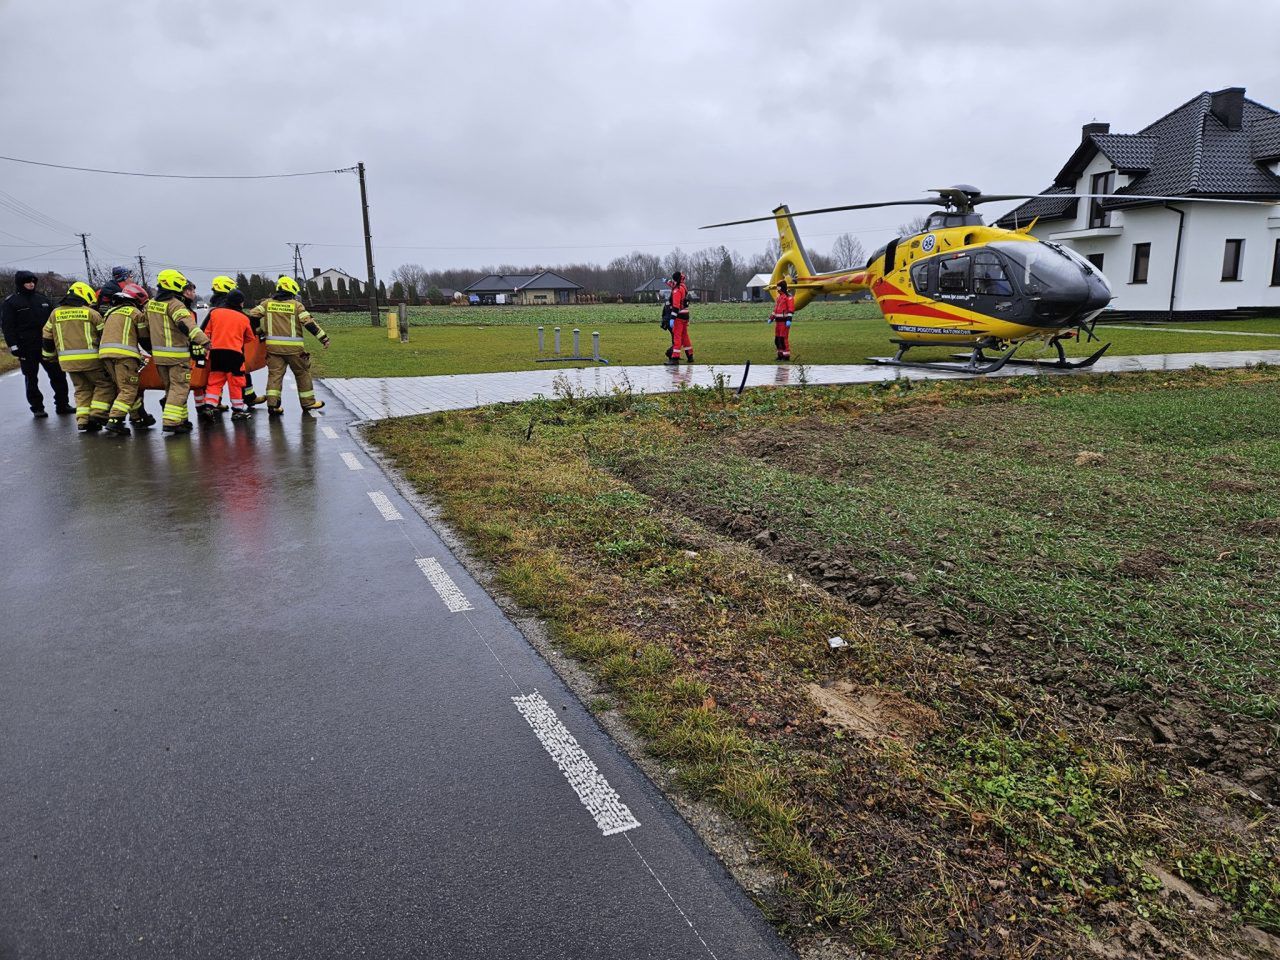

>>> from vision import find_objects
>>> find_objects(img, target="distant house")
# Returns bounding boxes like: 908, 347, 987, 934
996, 87, 1280, 319
308, 267, 363, 295
742, 273, 773, 302
634, 277, 670, 302
462, 270, 584, 305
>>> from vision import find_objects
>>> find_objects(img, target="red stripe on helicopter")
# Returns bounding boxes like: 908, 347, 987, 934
879, 299, 975, 325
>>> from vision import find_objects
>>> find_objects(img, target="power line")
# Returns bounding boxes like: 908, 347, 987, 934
0, 243, 80, 267
0, 154, 358, 180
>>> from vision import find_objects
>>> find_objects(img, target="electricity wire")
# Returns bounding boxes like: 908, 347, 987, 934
0, 155, 357, 180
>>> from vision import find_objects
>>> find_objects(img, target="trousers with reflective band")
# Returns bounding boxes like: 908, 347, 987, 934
265, 352, 319, 408
155, 363, 192, 424
68, 366, 114, 423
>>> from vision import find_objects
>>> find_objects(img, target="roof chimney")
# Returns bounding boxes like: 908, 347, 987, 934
312, 267, 320, 277
1082, 121, 1110, 141
1211, 87, 1245, 130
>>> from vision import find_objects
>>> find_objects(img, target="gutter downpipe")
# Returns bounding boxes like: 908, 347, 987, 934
1165, 202, 1186, 321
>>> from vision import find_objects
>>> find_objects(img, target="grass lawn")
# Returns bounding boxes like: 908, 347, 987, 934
0, 353, 16, 375
369, 367, 1280, 957
313, 303, 1280, 379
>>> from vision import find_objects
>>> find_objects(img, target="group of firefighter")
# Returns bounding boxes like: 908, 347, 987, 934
661, 271, 795, 364
29, 267, 330, 435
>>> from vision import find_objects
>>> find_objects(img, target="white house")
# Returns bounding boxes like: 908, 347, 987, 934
742, 273, 773, 302
308, 267, 362, 294
997, 87, 1280, 319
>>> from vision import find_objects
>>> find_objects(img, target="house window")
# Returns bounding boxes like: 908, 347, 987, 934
1222, 239, 1245, 281
1131, 243, 1150, 284
1085, 253, 1105, 272
1271, 239, 1280, 286
1089, 170, 1115, 228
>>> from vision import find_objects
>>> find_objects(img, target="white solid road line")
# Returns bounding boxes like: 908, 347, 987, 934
367, 490, 403, 521
512, 690, 641, 837
416, 557, 475, 612
321, 425, 340, 439
340, 451, 364, 471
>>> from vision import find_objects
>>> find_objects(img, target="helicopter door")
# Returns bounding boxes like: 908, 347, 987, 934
936, 255, 972, 306
970, 250, 1017, 319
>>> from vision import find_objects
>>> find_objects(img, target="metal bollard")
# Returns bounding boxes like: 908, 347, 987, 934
573, 328, 580, 356
537, 325, 545, 353
554, 326, 561, 355
592, 331, 600, 362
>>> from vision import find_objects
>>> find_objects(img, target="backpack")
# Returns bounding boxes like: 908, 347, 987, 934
660, 301, 673, 332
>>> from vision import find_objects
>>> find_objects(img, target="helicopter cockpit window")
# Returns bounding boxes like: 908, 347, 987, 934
937, 256, 971, 295
988, 241, 1084, 296
973, 252, 1013, 296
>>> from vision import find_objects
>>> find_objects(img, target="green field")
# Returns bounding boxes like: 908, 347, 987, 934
310, 305, 1280, 379
369, 367, 1280, 957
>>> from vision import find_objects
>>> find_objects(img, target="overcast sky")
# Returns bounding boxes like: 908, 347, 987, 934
4, 0, 1280, 291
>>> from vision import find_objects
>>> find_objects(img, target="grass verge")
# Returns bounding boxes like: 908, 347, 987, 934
368, 367, 1280, 957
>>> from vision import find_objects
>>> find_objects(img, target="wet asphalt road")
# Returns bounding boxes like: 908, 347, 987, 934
0, 372, 792, 960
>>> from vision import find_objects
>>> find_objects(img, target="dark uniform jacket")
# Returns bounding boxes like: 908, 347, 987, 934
1, 271, 54, 352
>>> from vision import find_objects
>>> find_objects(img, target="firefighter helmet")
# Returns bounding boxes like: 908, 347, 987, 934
67, 281, 96, 306
275, 276, 301, 296
156, 268, 189, 292
211, 275, 237, 294
116, 281, 149, 304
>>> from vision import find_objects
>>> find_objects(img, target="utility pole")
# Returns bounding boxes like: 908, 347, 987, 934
136, 250, 149, 290
357, 162, 379, 326
77, 233, 93, 283
288, 242, 309, 286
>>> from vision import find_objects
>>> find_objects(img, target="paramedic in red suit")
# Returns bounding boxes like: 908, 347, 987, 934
667, 271, 692, 364
770, 279, 795, 360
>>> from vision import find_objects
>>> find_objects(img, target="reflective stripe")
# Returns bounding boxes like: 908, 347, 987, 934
99, 343, 141, 358
265, 389, 282, 397
266, 336, 304, 345
298, 390, 315, 398
110, 401, 132, 415
76, 406, 89, 414
90, 400, 111, 411
152, 347, 189, 359
58, 350, 98, 362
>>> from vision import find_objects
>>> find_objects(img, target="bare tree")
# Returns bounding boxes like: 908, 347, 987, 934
831, 233, 866, 269
390, 263, 429, 298
897, 215, 930, 237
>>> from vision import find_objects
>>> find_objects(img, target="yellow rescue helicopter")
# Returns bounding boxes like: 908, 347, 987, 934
703, 186, 1256, 373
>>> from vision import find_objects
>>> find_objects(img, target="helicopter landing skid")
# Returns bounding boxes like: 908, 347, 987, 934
949, 338, 1111, 370
870, 340, 1020, 375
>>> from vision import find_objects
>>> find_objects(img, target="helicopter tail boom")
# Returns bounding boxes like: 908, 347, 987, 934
769, 204, 871, 309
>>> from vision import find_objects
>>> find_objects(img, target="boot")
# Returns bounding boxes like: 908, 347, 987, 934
685, 352, 694, 364
103, 418, 130, 436
78, 421, 102, 433
248, 394, 268, 406
31, 408, 48, 419
162, 423, 184, 435
55, 404, 74, 415
178, 420, 195, 433
267, 406, 284, 417
231, 408, 251, 421
197, 404, 218, 420
131, 412, 157, 429
301, 400, 325, 412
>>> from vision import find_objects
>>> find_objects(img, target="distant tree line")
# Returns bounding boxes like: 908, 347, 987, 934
377, 233, 868, 304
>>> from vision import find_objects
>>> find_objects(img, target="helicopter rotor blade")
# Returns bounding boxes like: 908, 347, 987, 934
984, 193, 1280, 206
700, 198, 945, 229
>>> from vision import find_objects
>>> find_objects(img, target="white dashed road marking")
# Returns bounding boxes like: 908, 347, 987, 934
321, 425, 340, 439
416, 557, 474, 612
340, 451, 364, 471
513, 690, 641, 837
367, 490, 403, 521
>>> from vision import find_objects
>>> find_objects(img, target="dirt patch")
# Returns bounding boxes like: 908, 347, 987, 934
1115, 548, 1176, 580
1239, 518, 1280, 537
1210, 477, 1262, 494
806, 680, 941, 744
